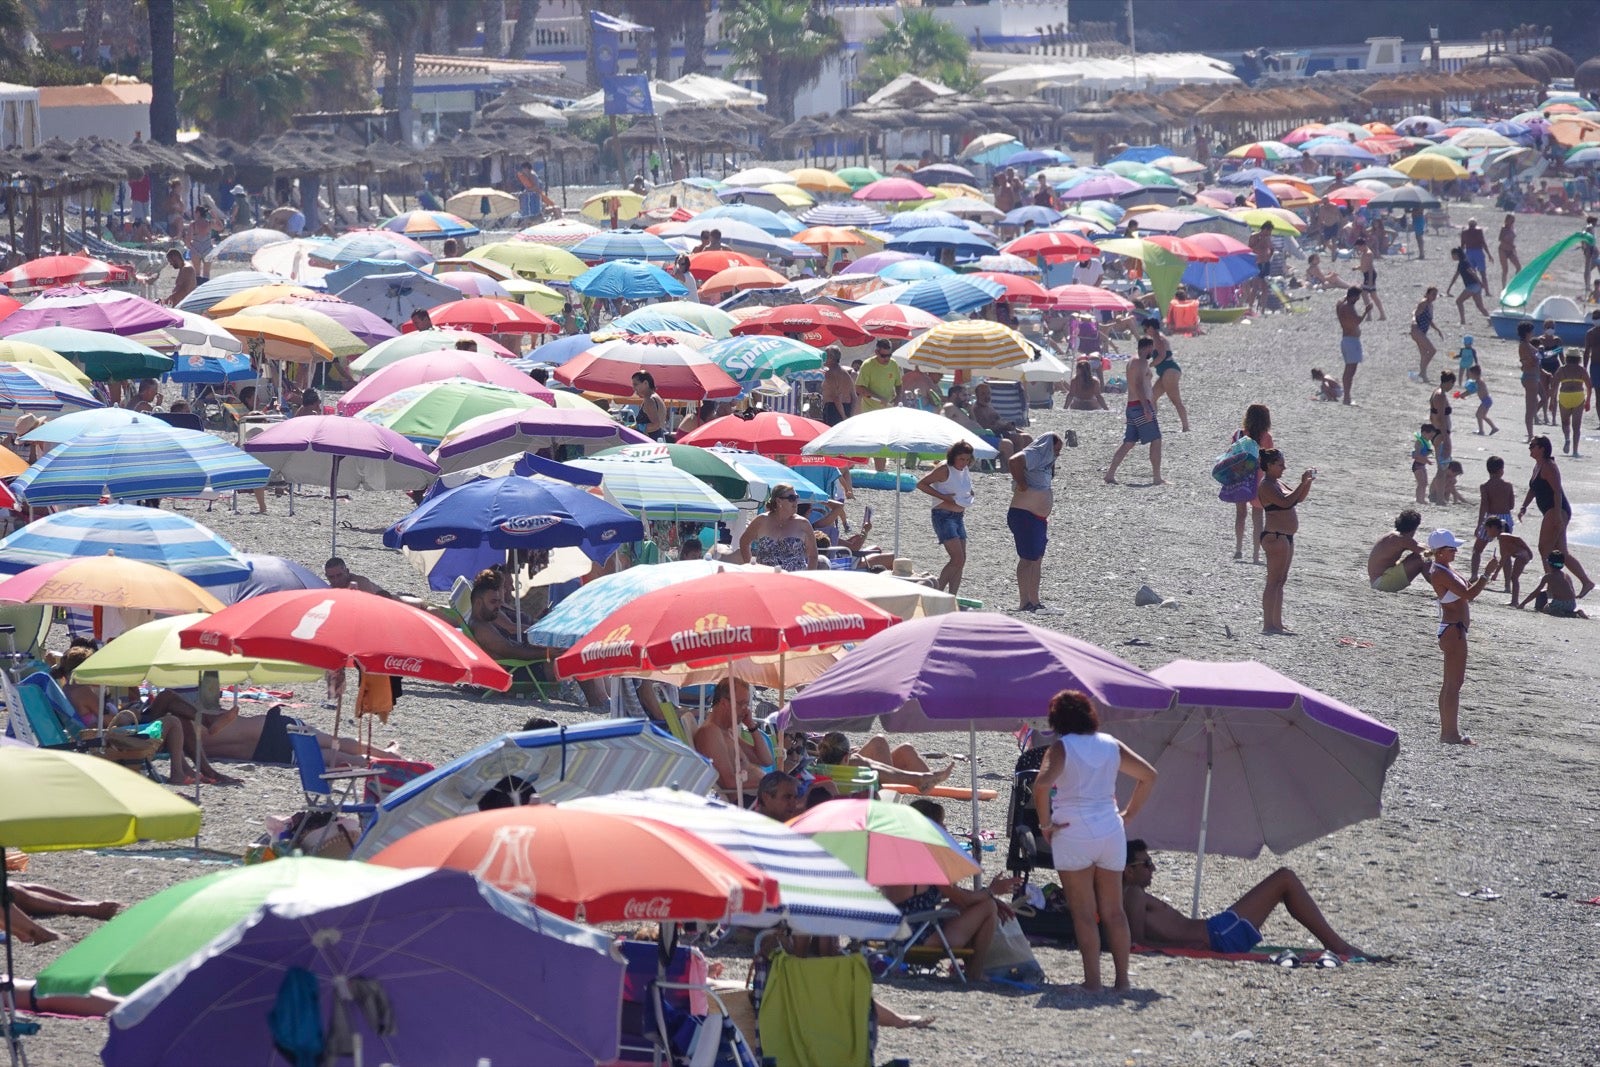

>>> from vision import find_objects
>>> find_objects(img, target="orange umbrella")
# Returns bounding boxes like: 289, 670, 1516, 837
212, 314, 336, 363
686, 249, 763, 281
1143, 236, 1219, 262
0, 555, 223, 614
1363, 121, 1396, 135
0, 446, 28, 479
697, 265, 791, 296
1326, 185, 1377, 205
794, 226, 867, 249
204, 285, 320, 318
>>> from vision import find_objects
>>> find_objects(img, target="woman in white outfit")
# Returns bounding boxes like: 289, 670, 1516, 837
915, 440, 976, 593
1033, 689, 1158, 992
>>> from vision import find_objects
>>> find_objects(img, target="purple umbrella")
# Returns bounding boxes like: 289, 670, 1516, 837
283, 296, 400, 346
102, 867, 624, 1067
1057, 175, 1143, 201
0, 284, 180, 337
1108, 659, 1399, 916
433, 406, 650, 474
218, 553, 328, 603
848, 250, 932, 275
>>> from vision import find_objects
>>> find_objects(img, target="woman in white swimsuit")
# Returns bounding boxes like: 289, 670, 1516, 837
1425, 529, 1499, 746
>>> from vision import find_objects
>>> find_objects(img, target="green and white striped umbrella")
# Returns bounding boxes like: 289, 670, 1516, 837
568, 456, 739, 523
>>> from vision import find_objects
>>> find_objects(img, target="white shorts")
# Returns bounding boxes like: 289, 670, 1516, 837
1050, 824, 1127, 872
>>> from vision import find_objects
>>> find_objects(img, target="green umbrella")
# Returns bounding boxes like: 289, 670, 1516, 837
465, 241, 586, 281
5, 327, 173, 382
834, 167, 883, 190
1104, 161, 1180, 187
1417, 143, 1470, 161
354, 377, 542, 447
34, 857, 403, 997
350, 329, 516, 377
591, 442, 752, 500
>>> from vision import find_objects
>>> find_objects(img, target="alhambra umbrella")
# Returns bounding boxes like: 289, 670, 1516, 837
337, 350, 552, 414
0, 554, 225, 614
3, 327, 173, 381
570, 231, 679, 262
243, 415, 439, 555
0, 255, 115, 292
1108, 659, 1400, 917
569, 259, 688, 300
431, 407, 649, 473
677, 411, 829, 456
730, 304, 871, 347
370, 806, 780, 925
425, 297, 560, 336
527, 561, 748, 651
892, 319, 1031, 373
352, 328, 517, 374
353, 718, 718, 860
100, 868, 624, 1067
0, 504, 251, 588
555, 334, 740, 401
9, 420, 268, 506
844, 304, 943, 340
0, 285, 179, 337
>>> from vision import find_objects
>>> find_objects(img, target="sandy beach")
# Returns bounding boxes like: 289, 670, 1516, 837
12, 204, 1600, 1067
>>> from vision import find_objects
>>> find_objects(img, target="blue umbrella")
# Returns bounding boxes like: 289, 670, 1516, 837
317, 232, 432, 267
1109, 145, 1171, 164
174, 271, 289, 314
11, 420, 269, 506
878, 259, 955, 282
1218, 167, 1280, 185
0, 364, 89, 412
1002, 205, 1062, 227
16, 408, 146, 447
0, 504, 251, 587
888, 275, 1004, 315
216, 553, 327, 603
167, 346, 254, 384
883, 226, 995, 260
1181, 253, 1261, 291
705, 448, 831, 503
569, 231, 680, 262
797, 203, 889, 227
322, 258, 420, 293
528, 332, 603, 366
972, 141, 1028, 166
384, 475, 641, 553
609, 308, 712, 336
334, 271, 461, 324
1002, 148, 1071, 170
570, 260, 687, 300
697, 203, 802, 236
878, 210, 970, 234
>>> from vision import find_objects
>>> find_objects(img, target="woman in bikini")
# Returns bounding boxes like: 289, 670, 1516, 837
1232, 404, 1273, 563
1065, 358, 1107, 411
1410, 288, 1443, 378
738, 483, 818, 572
1145, 319, 1189, 433
1549, 352, 1593, 458
1518, 436, 1595, 597
1516, 321, 1541, 441
1497, 214, 1521, 289
1257, 448, 1315, 635
1425, 530, 1499, 745
1303, 253, 1349, 290
1429, 370, 1456, 467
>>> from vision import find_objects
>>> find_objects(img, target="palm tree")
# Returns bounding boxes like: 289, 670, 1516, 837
363, 0, 427, 143
0, 0, 30, 70
720, 0, 844, 123
857, 9, 977, 96
147, 0, 177, 144
482, 0, 506, 57
507, 0, 541, 58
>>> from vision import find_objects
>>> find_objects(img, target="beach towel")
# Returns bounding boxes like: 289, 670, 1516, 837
1018, 432, 1062, 490
756, 952, 872, 1067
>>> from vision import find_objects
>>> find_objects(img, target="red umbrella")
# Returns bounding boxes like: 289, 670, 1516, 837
554, 570, 898, 679
843, 303, 943, 340
178, 588, 511, 690
687, 250, 763, 281
1001, 231, 1099, 261
1143, 236, 1218, 262
698, 265, 791, 296
967, 271, 1055, 304
0, 255, 115, 291
852, 177, 932, 202
1048, 284, 1136, 312
730, 304, 872, 347
370, 806, 780, 924
0, 295, 20, 324
1182, 233, 1253, 258
1325, 185, 1377, 205
554, 333, 741, 401
676, 411, 830, 456
415, 298, 559, 335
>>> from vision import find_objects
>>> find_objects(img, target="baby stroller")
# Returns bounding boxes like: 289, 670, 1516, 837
1004, 744, 1078, 945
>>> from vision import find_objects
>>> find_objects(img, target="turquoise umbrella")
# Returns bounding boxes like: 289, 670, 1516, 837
700, 335, 825, 391
4, 327, 172, 381
567, 457, 739, 523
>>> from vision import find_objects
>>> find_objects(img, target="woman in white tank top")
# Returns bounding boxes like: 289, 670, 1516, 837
915, 440, 977, 594
1032, 689, 1158, 993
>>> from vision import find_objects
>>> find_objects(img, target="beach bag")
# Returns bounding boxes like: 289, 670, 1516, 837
1213, 435, 1260, 503
984, 917, 1046, 983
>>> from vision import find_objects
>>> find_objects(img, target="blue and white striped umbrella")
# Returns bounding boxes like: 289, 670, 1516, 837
569, 231, 680, 262
528, 560, 745, 648
797, 203, 889, 227
10, 420, 270, 505
566, 457, 740, 523
703, 448, 831, 504
174, 271, 291, 315
882, 275, 1004, 316
882, 226, 996, 260
877, 210, 971, 234
0, 364, 99, 412
0, 504, 252, 587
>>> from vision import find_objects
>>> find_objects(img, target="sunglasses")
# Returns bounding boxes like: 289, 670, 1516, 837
1129, 858, 1156, 869
777, 494, 799, 502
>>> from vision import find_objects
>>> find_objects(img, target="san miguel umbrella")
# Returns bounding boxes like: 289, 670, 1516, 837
1109, 659, 1400, 917
0, 504, 251, 588
9, 420, 268, 506
352, 718, 718, 860
101, 868, 624, 1067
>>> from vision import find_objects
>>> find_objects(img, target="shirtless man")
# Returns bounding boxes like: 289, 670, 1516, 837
940, 383, 984, 433
163, 247, 196, 306
1246, 221, 1274, 310
820, 346, 854, 426
1121, 839, 1363, 957
1367, 508, 1427, 592
1009, 432, 1065, 613
1471, 456, 1519, 580
972, 381, 1031, 460
1335, 287, 1367, 406
693, 677, 773, 802
1104, 337, 1162, 485
1356, 238, 1385, 321
465, 569, 551, 665
1459, 218, 1489, 284
324, 557, 390, 597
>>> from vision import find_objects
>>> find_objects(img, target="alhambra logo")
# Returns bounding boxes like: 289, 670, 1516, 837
795, 601, 865, 638
668, 612, 753, 656
580, 623, 637, 664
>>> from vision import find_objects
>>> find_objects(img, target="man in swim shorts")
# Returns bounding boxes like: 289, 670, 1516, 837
1120, 840, 1363, 957
1336, 286, 1368, 406
1104, 337, 1164, 485
1367, 508, 1427, 592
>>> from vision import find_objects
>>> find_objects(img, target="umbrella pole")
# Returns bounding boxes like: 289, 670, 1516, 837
1, 859, 20, 1067
329, 456, 342, 558
1191, 722, 1214, 919
969, 722, 981, 889
730, 654, 742, 810
893, 461, 902, 558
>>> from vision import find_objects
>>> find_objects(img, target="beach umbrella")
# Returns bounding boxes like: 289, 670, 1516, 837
567, 457, 740, 524
99, 868, 624, 1067
1057, 174, 1144, 201
0, 504, 251, 588
382, 209, 479, 240
893, 319, 1031, 373
853, 177, 932, 203
1302, 140, 1379, 163
1325, 185, 1377, 205
1047, 284, 1135, 312
569, 231, 679, 262
878, 210, 970, 234
467, 241, 587, 281
1367, 183, 1441, 208
1142, 235, 1218, 262
1347, 166, 1410, 186
1111, 659, 1400, 917
132, 308, 245, 355
579, 188, 646, 221
723, 166, 793, 187
0, 363, 94, 414
798, 202, 889, 226
337, 351, 551, 415
0, 555, 224, 613
730, 304, 872, 347
882, 226, 994, 260
355, 378, 541, 448
788, 798, 980, 886
425, 297, 559, 335
1182, 253, 1260, 291
681, 411, 835, 460
384, 474, 641, 555
214, 553, 326, 603
70, 612, 320, 688
1394, 154, 1468, 181
698, 203, 803, 237
911, 163, 976, 187
1230, 207, 1306, 232
0, 255, 115, 292
203, 283, 321, 317
1225, 141, 1301, 162
788, 168, 851, 194
843, 303, 942, 340
1002, 205, 1063, 228
570, 259, 688, 300
0, 339, 92, 387
528, 561, 748, 650
698, 335, 824, 391
515, 217, 601, 246
1002, 230, 1099, 260
445, 187, 520, 218
10, 421, 268, 506
430, 406, 647, 473
178, 587, 511, 689
312, 229, 433, 267
334, 270, 461, 324
698, 264, 792, 296
1416, 142, 1470, 161
354, 718, 718, 858
249, 237, 331, 282
232, 302, 368, 356
686, 249, 766, 279
16, 408, 144, 447
555, 333, 740, 400
628, 301, 736, 338
430, 270, 512, 300
956, 132, 1017, 160
863, 274, 1005, 315
1, 327, 172, 380
833, 166, 883, 190
204, 228, 291, 263
211, 314, 336, 363
0, 446, 24, 479
968, 270, 1056, 304
876, 259, 955, 283
352, 329, 517, 374
590, 442, 807, 504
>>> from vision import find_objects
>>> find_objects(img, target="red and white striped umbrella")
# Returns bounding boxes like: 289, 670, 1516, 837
0, 256, 116, 292
843, 304, 943, 340
1047, 284, 1136, 312
554, 333, 741, 401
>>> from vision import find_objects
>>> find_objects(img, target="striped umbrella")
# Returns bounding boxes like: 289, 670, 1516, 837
312, 230, 433, 267
567, 457, 740, 523
206, 229, 291, 263
1, 285, 180, 337
868, 275, 1002, 316
10, 421, 269, 506
0, 504, 251, 587
555, 334, 741, 400
382, 211, 479, 240
1047, 284, 1136, 312
0, 340, 91, 388
569, 789, 907, 939
0, 255, 115, 292
351, 718, 718, 861
569, 232, 679, 262
515, 218, 601, 247
844, 304, 943, 340
4, 327, 173, 381
893, 320, 1030, 372
19, 408, 147, 447
1225, 141, 1302, 162
0, 364, 98, 413
356, 378, 543, 448
700, 335, 825, 388
798, 203, 888, 227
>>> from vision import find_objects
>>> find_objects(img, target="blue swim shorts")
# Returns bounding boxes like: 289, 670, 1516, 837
1340, 336, 1363, 365
1205, 910, 1263, 954
1122, 402, 1161, 445
1006, 506, 1048, 562
931, 507, 967, 543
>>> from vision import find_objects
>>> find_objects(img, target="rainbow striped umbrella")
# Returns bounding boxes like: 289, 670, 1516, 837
0, 364, 99, 413
788, 798, 981, 886
9, 421, 268, 506
0, 504, 251, 587
381, 210, 479, 240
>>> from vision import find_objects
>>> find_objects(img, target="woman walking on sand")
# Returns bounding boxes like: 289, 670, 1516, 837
1231, 404, 1273, 563
1425, 530, 1499, 746
916, 441, 975, 594
1518, 436, 1595, 597
1145, 319, 1190, 432
1257, 449, 1315, 635
1446, 247, 1490, 324
1517, 321, 1541, 441
1497, 214, 1521, 289
1411, 288, 1443, 378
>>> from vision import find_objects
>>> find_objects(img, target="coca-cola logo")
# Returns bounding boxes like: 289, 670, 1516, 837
382, 656, 424, 673
198, 631, 222, 648
499, 515, 561, 535
621, 896, 673, 921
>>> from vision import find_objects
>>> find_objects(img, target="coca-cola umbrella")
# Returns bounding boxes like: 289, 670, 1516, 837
729, 304, 872, 348
554, 333, 740, 401
675, 411, 830, 457
0, 255, 115, 292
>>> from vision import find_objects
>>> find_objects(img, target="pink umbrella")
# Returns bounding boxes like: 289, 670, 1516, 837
555, 334, 740, 401
852, 177, 932, 202
1047, 284, 1136, 312
432, 271, 512, 300
1182, 233, 1253, 257
433, 407, 650, 474
0, 284, 180, 337
0, 256, 115, 292
843, 303, 943, 339
336, 350, 555, 415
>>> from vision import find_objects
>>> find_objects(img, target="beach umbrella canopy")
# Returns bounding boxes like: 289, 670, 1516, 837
1367, 183, 1441, 208
0, 255, 115, 291
833, 166, 883, 190
1057, 174, 1143, 201
853, 177, 932, 203
447, 187, 521, 217
882, 226, 994, 260
0, 555, 224, 613
875, 259, 955, 283
567, 457, 740, 523
70, 612, 321, 688
878, 210, 971, 234
16, 408, 144, 447
1416, 142, 1470, 161
433, 407, 648, 473
1182, 254, 1260, 290
788, 798, 980, 886
352, 329, 517, 374
243, 414, 439, 490
205, 228, 291, 263
312, 230, 433, 267
204, 283, 321, 317
99, 868, 624, 1067
355, 379, 543, 448
528, 561, 748, 649
843, 303, 943, 339
804, 407, 996, 462
214, 553, 326, 604
430, 270, 512, 300
132, 308, 245, 355
1325, 185, 1377, 205
4, 327, 172, 381
384, 475, 641, 552
1143, 235, 1218, 262
799, 202, 889, 226
467, 241, 587, 281
555, 333, 740, 400
424, 297, 559, 335
10, 421, 268, 506
697, 203, 803, 237
1394, 154, 1468, 181
967, 270, 1055, 304
0, 363, 95, 413
516, 218, 602, 246
354, 718, 717, 859
1047, 283, 1135, 312
337, 351, 552, 415
178, 588, 511, 688
570, 259, 688, 300
1002, 230, 1099, 260
212, 314, 336, 363
698, 264, 792, 296
249, 238, 331, 282
232, 303, 367, 357
382, 209, 479, 239
788, 167, 852, 193
1002, 204, 1063, 228
699, 335, 824, 389
589, 442, 752, 501
0, 504, 251, 588
677, 411, 829, 457
334, 270, 461, 324
0, 339, 93, 387
1225, 141, 1301, 162
579, 188, 645, 220
569, 231, 680, 262
730, 304, 872, 347
893, 319, 1031, 373
625, 300, 737, 338
1302, 140, 1378, 163
1110, 659, 1400, 917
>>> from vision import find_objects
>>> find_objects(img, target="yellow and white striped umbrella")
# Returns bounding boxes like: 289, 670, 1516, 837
893, 319, 1031, 372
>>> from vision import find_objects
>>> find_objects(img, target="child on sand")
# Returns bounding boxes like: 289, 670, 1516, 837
1311, 368, 1341, 401
1479, 516, 1533, 604
1429, 459, 1467, 505
1517, 551, 1589, 618
1472, 456, 1519, 579
1466, 365, 1497, 435
1411, 424, 1438, 504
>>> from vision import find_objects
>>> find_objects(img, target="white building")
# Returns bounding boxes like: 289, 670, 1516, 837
0, 81, 41, 148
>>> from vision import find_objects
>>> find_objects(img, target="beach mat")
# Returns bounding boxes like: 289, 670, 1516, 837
880, 783, 999, 801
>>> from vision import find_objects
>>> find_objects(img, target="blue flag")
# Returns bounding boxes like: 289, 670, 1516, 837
590, 10, 646, 77
1251, 179, 1280, 209
603, 74, 653, 116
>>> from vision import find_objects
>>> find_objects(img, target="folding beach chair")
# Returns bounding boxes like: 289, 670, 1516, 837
615, 938, 757, 1067
287, 728, 379, 836
752, 951, 874, 1067
863, 906, 973, 983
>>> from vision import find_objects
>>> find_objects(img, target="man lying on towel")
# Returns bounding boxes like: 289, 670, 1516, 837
1120, 839, 1364, 957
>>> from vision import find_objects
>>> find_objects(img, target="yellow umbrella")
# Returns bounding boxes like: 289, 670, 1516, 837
508, 279, 563, 316
0, 746, 201, 851
0, 554, 223, 614
760, 183, 815, 208
231, 304, 365, 358
204, 284, 320, 318
0, 339, 93, 388
445, 187, 520, 217
893, 320, 1031, 372
73, 612, 322, 687
1230, 208, 1307, 232
212, 314, 336, 363
465, 242, 586, 281
579, 189, 645, 221
1394, 154, 1468, 181
789, 168, 850, 194
935, 182, 986, 201
546, 390, 611, 417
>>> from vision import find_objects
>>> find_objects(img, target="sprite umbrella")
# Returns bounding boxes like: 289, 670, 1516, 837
787, 798, 980, 886
699, 335, 824, 391
71, 612, 322, 688
3, 327, 172, 382
1096, 237, 1189, 315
